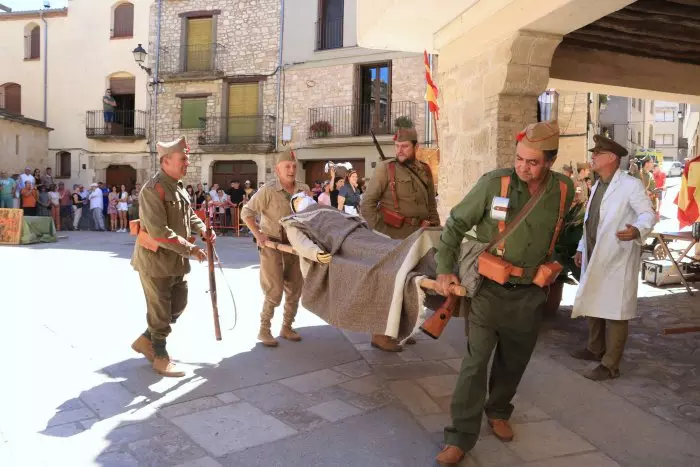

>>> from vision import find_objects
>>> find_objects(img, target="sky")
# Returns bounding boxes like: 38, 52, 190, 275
1, 0, 67, 11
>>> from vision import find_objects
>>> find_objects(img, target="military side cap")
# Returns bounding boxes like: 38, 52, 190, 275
516, 121, 559, 151
576, 162, 591, 170
276, 146, 296, 164
562, 164, 573, 173
589, 134, 628, 158
156, 136, 188, 158
394, 127, 418, 142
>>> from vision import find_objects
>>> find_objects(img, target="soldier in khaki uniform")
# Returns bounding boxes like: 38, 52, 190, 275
434, 122, 574, 465
130, 136, 209, 378
573, 162, 591, 206
639, 157, 658, 211
360, 127, 440, 351
242, 148, 310, 347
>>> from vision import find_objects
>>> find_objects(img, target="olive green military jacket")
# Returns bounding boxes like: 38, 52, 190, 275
131, 170, 206, 277
435, 168, 575, 284
360, 158, 440, 240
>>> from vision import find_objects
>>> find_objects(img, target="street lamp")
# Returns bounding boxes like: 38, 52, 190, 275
132, 43, 151, 75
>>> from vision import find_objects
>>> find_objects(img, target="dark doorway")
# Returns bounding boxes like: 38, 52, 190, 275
109, 77, 136, 136
106, 165, 136, 191
357, 62, 391, 135
212, 161, 257, 189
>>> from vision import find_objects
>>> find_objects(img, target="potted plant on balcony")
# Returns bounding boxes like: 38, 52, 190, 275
394, 115, 413, 130
310, 120, 333, 138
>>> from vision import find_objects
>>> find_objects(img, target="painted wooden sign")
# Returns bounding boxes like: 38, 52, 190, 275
0, 208, 23, 245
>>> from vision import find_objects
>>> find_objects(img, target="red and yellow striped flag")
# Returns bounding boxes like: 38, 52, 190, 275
675, 155, 700, 228
424, 50, 439, 120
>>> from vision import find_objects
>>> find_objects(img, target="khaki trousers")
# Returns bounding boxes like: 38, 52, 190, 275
587, 318, 629, 371
139, 273, 188, 354
259, 246, 303, 327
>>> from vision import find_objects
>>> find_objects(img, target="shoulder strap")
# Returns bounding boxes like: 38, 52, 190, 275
154, 182, 166, 202
546, 180, 568, 257
497, 176, 510, 253
486, 172, 551, 254
387, 162, 399, 210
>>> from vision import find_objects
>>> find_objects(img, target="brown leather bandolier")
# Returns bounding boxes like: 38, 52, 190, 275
379, 161, 433, 228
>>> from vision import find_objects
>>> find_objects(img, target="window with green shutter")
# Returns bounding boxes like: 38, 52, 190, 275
180, 98, 207, 129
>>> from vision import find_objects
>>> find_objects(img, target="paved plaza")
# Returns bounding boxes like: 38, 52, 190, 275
1, 224, 698, 466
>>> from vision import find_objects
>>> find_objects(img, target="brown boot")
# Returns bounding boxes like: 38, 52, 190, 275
258, 326, 279, 347
280, 325, 302, 342
570, 348, 603, 362
583, 364, 619, 381
435, 445, 465, 465
371, 334, 402, 352
488, 418, 514, 442
131, 334, 155, 363
152, 356, 185, 378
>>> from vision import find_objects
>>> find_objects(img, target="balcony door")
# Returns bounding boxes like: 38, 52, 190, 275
317, 0, 343, 50
357, 62, 391, 135
109, 76, 135, 136
186, 17, 213, 72
227, 83, 259, 144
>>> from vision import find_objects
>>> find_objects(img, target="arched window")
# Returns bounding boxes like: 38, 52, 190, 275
0, 83, 22, 115
24, 23, 40, 59
112, 2, 134, 38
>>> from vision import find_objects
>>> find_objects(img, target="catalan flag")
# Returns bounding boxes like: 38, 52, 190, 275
424, 50, 439, 119
675, 155, 700, 228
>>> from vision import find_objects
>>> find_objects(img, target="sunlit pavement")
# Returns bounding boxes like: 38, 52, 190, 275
1, 186, 698, 466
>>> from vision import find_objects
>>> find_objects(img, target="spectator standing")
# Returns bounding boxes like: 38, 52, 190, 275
42, 168, 54, 190
48, 184, 61, 230
58, 182, 72, 230
318, 180, 332, 206
653, 164, 666, 204
21, 181, 38, 216
117, 184, 129, 232
71, 184, 84, 230
243, 180, 255, 200
19, 167, 36, 198
108, 185, 119, 231
37, 185, 51, 217
89, 183, 105, 231
337, 170, 362, 215
32, 169, 42, 189
0, 170, 16, 208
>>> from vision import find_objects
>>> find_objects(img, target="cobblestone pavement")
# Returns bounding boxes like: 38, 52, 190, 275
1, 232, 699, 467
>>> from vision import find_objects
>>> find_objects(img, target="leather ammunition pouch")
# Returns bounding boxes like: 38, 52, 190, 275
532, 261, 563, 287
380, 207, 406, 228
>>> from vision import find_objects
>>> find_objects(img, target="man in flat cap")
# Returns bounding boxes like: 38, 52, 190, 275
241, 147, 310, 347
570, 134, 656, 381
434, 121, 574, 465
130, 136, 209, 378
360, 126, 440, 352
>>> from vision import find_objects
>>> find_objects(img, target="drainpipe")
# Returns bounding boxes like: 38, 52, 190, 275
426, 53, 433, 144
152, 0, 163, 172
275, 0, 284, 152
40, 11, 48, 123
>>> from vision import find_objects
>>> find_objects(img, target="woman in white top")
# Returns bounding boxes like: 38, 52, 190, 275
117, 184, 129, 232
48, 184, 61, 230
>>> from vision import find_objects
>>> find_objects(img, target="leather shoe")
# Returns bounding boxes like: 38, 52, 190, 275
583, 364, 619, 381
570, 348, 603, 362
371, 334, 402, 352
435, 445, 465, 465
488, 418, 514, 442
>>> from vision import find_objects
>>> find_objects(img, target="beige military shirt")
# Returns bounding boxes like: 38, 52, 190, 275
241, 179, 310, 241
360, 158, 440, 239
573, 174, 589, 205
131, 170, 206, 277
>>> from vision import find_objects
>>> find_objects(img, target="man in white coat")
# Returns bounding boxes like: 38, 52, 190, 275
571, 135, 656, 381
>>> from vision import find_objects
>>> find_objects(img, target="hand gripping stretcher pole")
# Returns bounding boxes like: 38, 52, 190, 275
261, 239, 467, 340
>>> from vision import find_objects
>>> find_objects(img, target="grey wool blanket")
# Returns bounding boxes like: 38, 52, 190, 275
280, 204, 442, 340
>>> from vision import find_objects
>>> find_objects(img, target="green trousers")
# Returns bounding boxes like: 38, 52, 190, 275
139, 273, 188, 355
445, 279, 546, 452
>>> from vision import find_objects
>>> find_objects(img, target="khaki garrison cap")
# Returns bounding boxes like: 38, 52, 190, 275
576, 162, 591, 170
394, 127, 418, 142
156, 136, 188, 158
562, 164, 573, 173
516, 121, 560, 151
588, 134, 628, 158
275, 146, 296, 165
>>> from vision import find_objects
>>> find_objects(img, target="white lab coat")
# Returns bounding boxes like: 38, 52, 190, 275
572, 169, 656, 321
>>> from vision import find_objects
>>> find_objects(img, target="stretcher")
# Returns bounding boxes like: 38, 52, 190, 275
262, 239, 467, 297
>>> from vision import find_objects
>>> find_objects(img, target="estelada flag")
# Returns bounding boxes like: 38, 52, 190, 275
424, 50, 439, 119
675, 155, 700, 228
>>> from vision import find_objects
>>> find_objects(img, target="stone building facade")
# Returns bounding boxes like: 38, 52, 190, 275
149, 0, 282, 189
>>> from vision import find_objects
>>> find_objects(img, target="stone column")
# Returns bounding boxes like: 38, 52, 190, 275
436, 30, 562, 219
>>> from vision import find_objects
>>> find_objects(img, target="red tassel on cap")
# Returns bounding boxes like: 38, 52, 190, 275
516, 131, 526, 142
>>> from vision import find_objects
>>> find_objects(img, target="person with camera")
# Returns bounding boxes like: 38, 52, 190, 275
433, 121, 574, 465
360, 127, 440, 352
130, 136, 210, 378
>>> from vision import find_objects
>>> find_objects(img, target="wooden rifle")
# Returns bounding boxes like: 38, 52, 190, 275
370, 129, 387, 161
420, 293, 460, 339
204, 200, 222, 341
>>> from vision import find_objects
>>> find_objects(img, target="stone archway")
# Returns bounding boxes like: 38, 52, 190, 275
106, 164, 137, 191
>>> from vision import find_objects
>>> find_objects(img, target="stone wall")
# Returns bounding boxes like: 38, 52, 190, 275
282, 54, 428, 148
0, 118, 50, 174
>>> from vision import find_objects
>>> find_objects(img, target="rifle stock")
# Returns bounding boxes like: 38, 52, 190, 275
204, 201, 222, 341
420, 293, 459, 339
370, 129, 387, 161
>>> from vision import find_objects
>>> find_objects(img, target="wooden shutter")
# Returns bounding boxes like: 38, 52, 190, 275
113, 3, 134, 38
58, 152, 71, 178
181, 98, 207, 129
109, 77, 135, 95
186, 17, 213, 71
30, 26, 40, 59
227, 83, 259, 143
4, 84, 21, 115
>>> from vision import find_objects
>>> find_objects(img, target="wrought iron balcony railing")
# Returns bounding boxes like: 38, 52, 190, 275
158, 43, 224, 76
85, 110, 147, 138
315, 17, 344, 51
198, 115, 276, 152
307, 101, 417, 139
